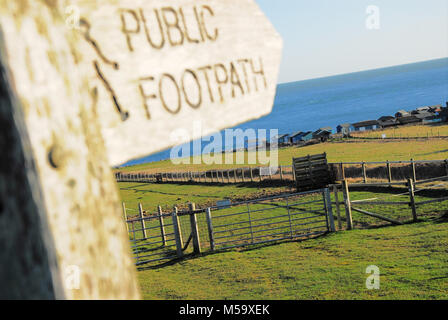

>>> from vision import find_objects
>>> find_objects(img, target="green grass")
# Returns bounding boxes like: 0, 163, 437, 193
119, 182, 293, 214
137, 218, 448, 300
351, 123, 448, 139
117, 139, 448, 174
116, 123, 448, 299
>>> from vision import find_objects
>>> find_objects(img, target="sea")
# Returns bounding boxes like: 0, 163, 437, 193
121, 57, 448, 167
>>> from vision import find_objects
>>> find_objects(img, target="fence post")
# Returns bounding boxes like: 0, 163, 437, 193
122, 202, 129, 232
250, 167, 254, 182
411, 159, 417, 182
172, 207, 184, 258
387, 160, 392, 185
362, 161, 367, 183
205, 208, 215, 251
332, 185, 342, 230
340, 162, 345, 180
279, 166, 283, 181
241, 168, 245, 182
407, 178, 418, 222
189, 203, 202, 254
285, 197, 294, 238
158, 206, 167, 246
342, 180, 353, 230
324, 188, 336, 232
247, 203, 254, 243
138, 203, 147, 240
259, 167, 263, 182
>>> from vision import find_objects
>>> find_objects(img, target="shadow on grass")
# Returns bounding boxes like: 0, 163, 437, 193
137, 232, 329, 271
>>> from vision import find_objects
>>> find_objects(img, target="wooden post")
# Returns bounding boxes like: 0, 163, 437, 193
138, 203, 147, 240
324, 189, 336, 232
387, 160, 392, 185
411, 158, 417, 182
234, 168, 238, 183
122, 202, 129, 233
332, 185, 342, 230
444, 160, 448, 176
242, 168, 245, 182
407, 179, 418, 222
259, 167, 263, 182
362, 161, 367, 183
342, 180, 353, 230
250, 167, 254, 182
172, 207, 184, 258
279, 166, 283, 181
157, 206, 167, 246
205, 208, 215, 251
247, 204, 254, 243
189, 203, 201, 254
340, 162, 345, 180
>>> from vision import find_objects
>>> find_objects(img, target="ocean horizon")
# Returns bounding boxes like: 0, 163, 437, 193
121, 57, 448, 167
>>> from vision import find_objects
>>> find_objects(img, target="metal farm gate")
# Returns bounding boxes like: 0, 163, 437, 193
206, 189, 336, 250
124, 189, 336, 267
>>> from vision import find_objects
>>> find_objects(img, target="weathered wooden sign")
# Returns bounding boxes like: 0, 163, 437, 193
77, 0, 283, 165
0, 1, 139, 299
0, 0, 281, 300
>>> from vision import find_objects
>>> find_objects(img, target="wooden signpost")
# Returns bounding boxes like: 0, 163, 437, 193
0, 1, 282, 299
77, 0, 283, 166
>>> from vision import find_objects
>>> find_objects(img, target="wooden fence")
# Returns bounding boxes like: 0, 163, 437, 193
116, 165, 296, 184
123, 175, 448, 266
123, 189, 336, 266
330, 159, 448, 185
331, 176, 448, 230
116, 159, 448, 189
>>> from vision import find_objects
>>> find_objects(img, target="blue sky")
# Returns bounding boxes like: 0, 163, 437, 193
256, 0, 448, 83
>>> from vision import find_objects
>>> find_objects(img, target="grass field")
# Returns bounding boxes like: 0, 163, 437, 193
117, 123, 448, 300
137, 217, 448, 300
351, 123, 448, 139
117, 124, 448, 174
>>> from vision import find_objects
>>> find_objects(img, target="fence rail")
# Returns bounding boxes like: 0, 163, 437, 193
116, 159, 448, 188
116, 165, 296, 184
123, 189, 335, 267
333, 175, 448, 230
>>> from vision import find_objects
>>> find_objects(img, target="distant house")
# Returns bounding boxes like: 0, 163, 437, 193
274, 134, 290, 145
439, 107, 448, 122
352, 120, 380, 132
289, 131, 304, 144
313, 128, 332, 142
397, 115, 421, 125
395, 110, 410, 118
317, 127, 333, 133
301, 131, 314, 141
337, 123, 352, 135
429, 105, 443, 113
377, 116, 398, 128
